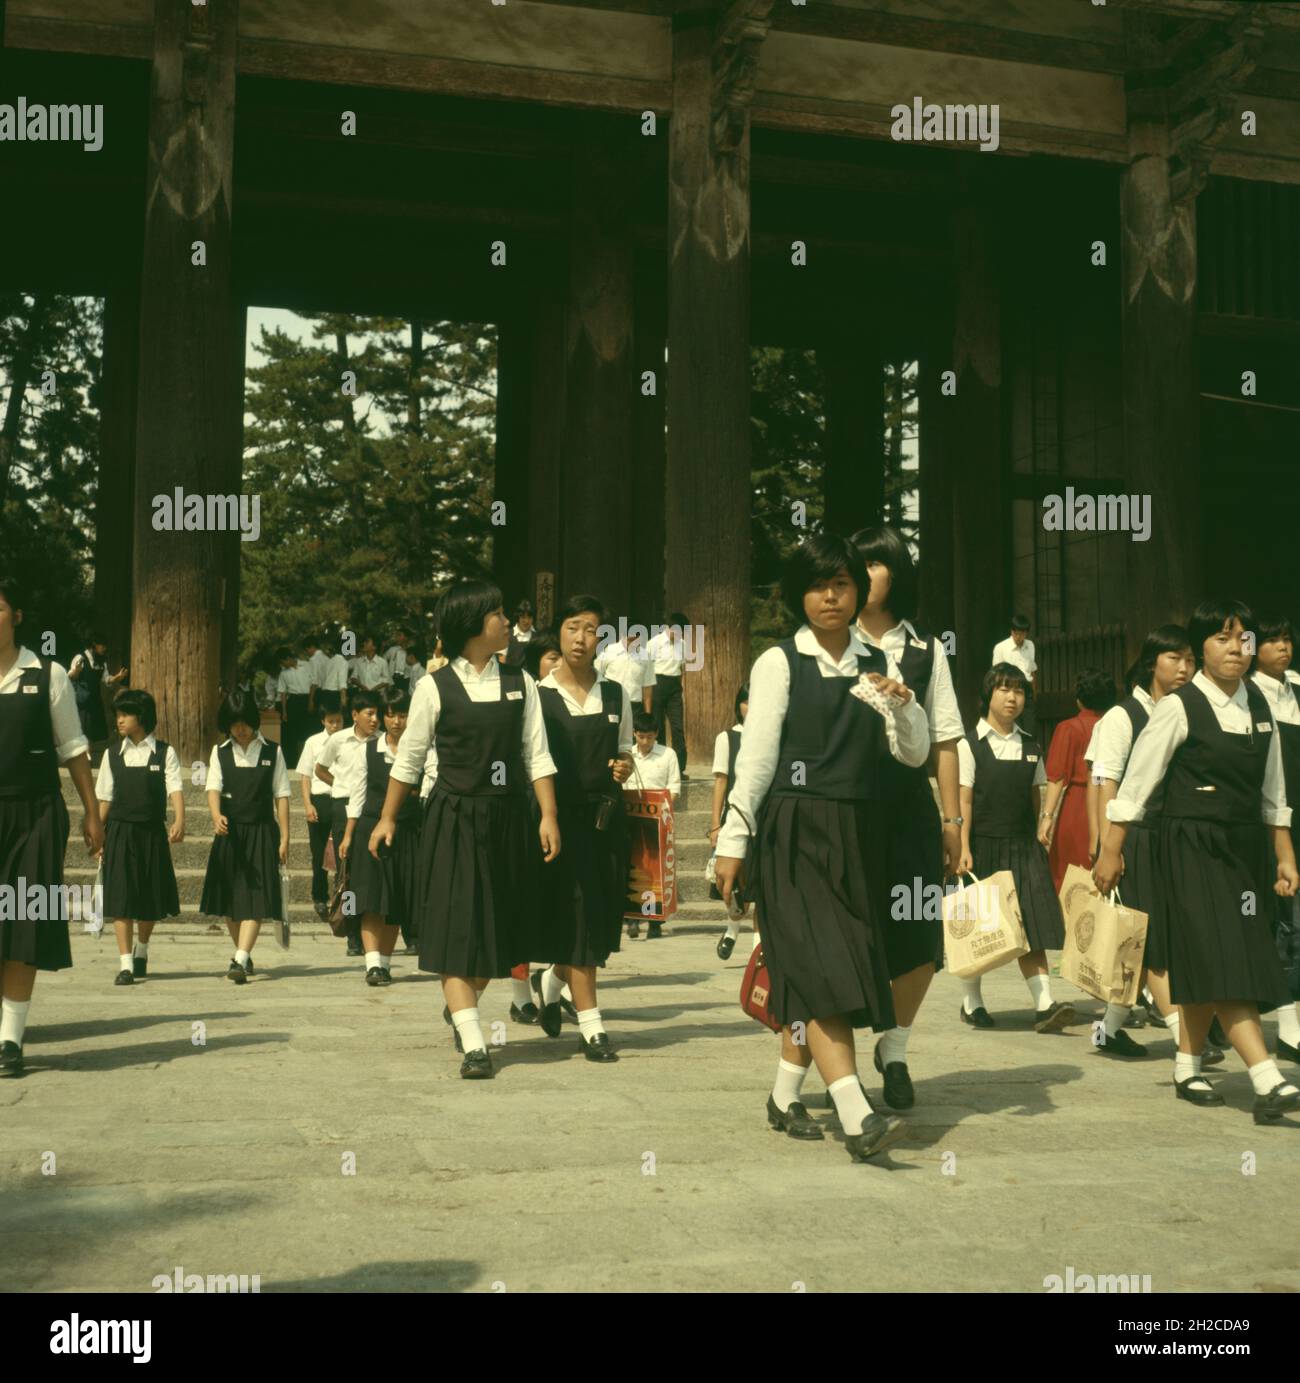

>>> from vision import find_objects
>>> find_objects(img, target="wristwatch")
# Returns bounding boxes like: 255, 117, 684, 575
942, 816, 963, 826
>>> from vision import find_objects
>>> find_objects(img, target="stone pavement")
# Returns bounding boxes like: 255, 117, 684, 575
3, 774, 1298, 1293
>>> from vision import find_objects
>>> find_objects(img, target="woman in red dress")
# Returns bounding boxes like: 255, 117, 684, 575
1039, 668, 1116, 892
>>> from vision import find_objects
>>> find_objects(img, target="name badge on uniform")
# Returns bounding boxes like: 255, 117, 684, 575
506, 690, 522, 701
21, 684, 37, 694
607, 713, 619, 722
1026, 754, 1039, 763
1256, 721, 1272, 733
260, 757, 272, 767
149, 763, 161, 772
908, 637, 928, 650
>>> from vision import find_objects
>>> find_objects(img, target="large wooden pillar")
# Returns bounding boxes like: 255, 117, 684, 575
562, 153, 635, 611
630, 289, 666, 627
918, 324, 956, 640
131, 0, 240, 761
666, 1, 771, 759
949, 187, 1008, 718
525, 293, 566, 630
493, 312, 531, 613
819, 336, 884, 538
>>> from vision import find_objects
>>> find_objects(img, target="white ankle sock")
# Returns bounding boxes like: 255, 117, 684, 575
772, 1058, 809, 1112
576, 1007, 605, 1042
451, 1006, 486, 1054
961, 978, 985, 1014
1165, 1008, 1181, 1041
1142, 985, 1154, 1006
1248, 1058, 1298, 1097
1026, 973, 1053, 1011
511, 978, 532, 1007
1103, 1003, 1129, 1037
541, 966, 564, 1006
0, 998, 31, 1047
365, 950, 382, 970
1277, 1002, 1300, 1047
234, 949, 251, 968
119, 952, 134, 972
379, 953, 391, 971
751, 931, 761, 954
723, 920, 739, 942
828, 1073, 874, 1135
1174, 1051, 1210, 1090
133, 941, 149, 958
879, 1024, 911, 1065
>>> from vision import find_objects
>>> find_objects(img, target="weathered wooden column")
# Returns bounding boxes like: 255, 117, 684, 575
630, 291, 666, 627
95, 281, 141, 667
131, 0, 240, 761
562, 152, 635, 611
493, 312, 531, 612
666, 1, 771, 758
949, 187, 1008, 718
1119, 10, 1261, 662
525, 292, 566, 629
917, 324, 956, 639
819, 335, 884, 538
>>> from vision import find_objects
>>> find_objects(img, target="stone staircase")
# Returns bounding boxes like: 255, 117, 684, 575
60, 768, 734, 934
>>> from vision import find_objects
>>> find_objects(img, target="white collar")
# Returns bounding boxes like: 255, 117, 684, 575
635, 742, 660, 756
977, 717, 1022, 742
1253, 668, 1295, 697
120, 734, 158, 755
9, 646, 40, 672
539, 669, 605, 701
1132, 684, 1156, 710
793, 624, 872, 661
1193, 669, 1247, 708
856, 616, 915, 644
453, 654, 500, 680
226, 734, 266, 751
731, 722, 744, 732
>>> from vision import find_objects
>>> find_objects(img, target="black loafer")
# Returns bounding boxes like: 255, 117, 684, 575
345, 942, 363, 958
510, 1002, 540, 1025
1034, 1001, 1077, 1034
1202, 1044, 1226, 1068
1277, 1037, 1300, 1066
845, 1112, 902, 1161
1121, 1007, 1145, 1029
959, 1003, 996, 1029
1207, 1017, 1228, 1048
365, 966, 384, 987
114, 970, 134, 986
1175, 1076, 1224, 1107
459, 1048, 493, 1080
1139, 991, 1164, 1026
245, 957, 255, 975
627, 921, 640, 939
579, 1031, 619, 1063
132, 956, 147, 978
531, 971, 563, 1038
717, 934, 736, 960
560, 996, 578, 1023
0, 1040, 24, 1078
1253, 1082, 1300, 1123
647, 922, 662, 939
766, 1095, 823, 1140
1094, 1028, 1149, 1059
377, 967, 393, 986
873, 1040, 915, 1110
442, 1004, 452, 1026
226, 959, 247, 985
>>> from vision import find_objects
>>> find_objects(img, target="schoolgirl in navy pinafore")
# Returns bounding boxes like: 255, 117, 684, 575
415, 662, 538, 977
709, 724, 744, 903
1111, 694, 1168, 971
101, 741, 179, 922
967, 731, 1064, 952
750, 639, 896, 1031
349, 736, 423, 938
200, 742, 284, 920
876, 630, 946, 977
1154, 681, 1289, 1009
0, 657, 73, 970
535, 680, 626, 967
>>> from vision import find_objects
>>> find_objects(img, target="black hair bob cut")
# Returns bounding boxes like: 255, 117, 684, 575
632, 708, 658, 734
780, 534, 863, 628
349, 688, 383, 715
0, 575, 26, 628
734, 682, 750, 723
849, 524, 918, 622
434, 579, 505, 660
1127, 624, 1191, 693
522, 629, 561, 682
1074, 666, 1116, 714
217, 690, 261, 737
1256, 611, 1295, 647
979, 661, 1029, 716
1186, 599, 1256, 668
112, 687, 158, 734
383, 687, 412, 716
555, 593, 607, 626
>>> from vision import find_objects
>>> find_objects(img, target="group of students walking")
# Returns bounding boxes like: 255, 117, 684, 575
2, 543, 1297, 1162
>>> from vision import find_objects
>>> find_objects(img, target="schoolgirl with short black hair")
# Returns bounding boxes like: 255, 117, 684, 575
296, 703, 344, 920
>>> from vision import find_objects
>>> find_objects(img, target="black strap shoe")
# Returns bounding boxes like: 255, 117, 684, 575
245, 957, 255, 975
365, 966, 385, 987
716, 934, 736, 960
873, 1040, 915, 1110
377, 967, 393, 986
579, 1031, 619, 1063
114, 970, 134, 986
0, 1040, 24, 1078
959, 1003, 996, 1029
845, 1112, 903, 1161
1034, 1001, 1077, 1034
459, 1048, 494, 1080
647, 922, 663, 939
1094, 1027, 1149, 1059
510, 1002, 540, 1025
1201, 1044, 1226, 1067
1253, 1082, 1300, 1123
627, 921, 640, 939
560, 996, 578, 1023
1277, 1037, 1300, 1066
1175, 1076, 1225, 1106
442, 1004, 452, 1025
530, 971, 563, 1038
226, 958, 247, 985
1207, 1016, 1228, 1048
766, 1095, 824, 1140
132, 956, 147, 978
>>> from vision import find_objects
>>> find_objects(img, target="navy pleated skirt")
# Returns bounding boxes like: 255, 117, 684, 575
414, 787, 537, 978
0, 793, 72, 971
535, 799, 626, 967
1120, 823, 1165, 971
970, 832, 1064, 952
1155, 818, 1289, 1010
102, 818, 179, 922
880, 793, 945, 979
750, 796, 895, 1031
200, 822, 282, 921
349, 812, 421, 929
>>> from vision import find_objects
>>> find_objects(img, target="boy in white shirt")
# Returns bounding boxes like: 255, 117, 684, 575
317, 638, 351, 715
991, 615, 1037, 734
351, 636, 391, 692
625, 709, 681, 940
315, 689, 381, 955
595, 628, 655, 713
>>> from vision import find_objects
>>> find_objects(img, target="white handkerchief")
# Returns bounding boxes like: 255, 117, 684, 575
849, 674, 902, 758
